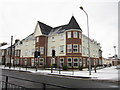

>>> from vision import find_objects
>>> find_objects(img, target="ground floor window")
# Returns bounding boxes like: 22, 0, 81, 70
93, 59, 96, 66
79, 57, 82, 66
67, 58, 72, 67
39, 58, 44, 66
73, 58, 78, 67
31, 59, 34, 66
24, 59, 27, 65
83, 58, 86, 67
60, 58, 64, 67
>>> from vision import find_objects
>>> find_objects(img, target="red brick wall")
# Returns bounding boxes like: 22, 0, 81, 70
66, 31, 82, 56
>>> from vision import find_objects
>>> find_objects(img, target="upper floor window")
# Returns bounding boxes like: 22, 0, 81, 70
67, 32, 71, 38
36, 47, 39, 51
36, 37, 39, 42
73, 31, 78, 38
73, 44, 78, 53
67, 44, 72, 53
79, 45, 82, 53
79, 33, 81, 39
60, 46, 64, 53
40, 47, 44, 54
52, 37, 55, 41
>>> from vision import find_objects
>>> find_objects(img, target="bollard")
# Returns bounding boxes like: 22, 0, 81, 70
5, 76, 8, 90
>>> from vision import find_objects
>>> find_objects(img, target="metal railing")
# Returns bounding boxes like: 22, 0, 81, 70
1, 74, 78, 90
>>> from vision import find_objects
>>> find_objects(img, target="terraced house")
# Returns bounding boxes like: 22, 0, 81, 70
2, 16, 102, 69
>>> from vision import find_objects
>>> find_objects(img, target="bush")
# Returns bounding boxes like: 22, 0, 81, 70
62, 65, 68, 71
79, 66, 83, 71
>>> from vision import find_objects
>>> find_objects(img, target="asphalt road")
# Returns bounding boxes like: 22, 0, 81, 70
1, 69, 119, 89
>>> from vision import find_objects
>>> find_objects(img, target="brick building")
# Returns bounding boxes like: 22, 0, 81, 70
2, 16, 102, 69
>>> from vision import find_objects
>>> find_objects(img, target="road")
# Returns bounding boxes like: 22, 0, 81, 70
1, 69, 119, 89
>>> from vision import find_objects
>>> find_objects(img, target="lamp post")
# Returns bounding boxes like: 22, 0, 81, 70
113, 46, 116, 56
80, 6, 91, 75
9, 35, 13, 69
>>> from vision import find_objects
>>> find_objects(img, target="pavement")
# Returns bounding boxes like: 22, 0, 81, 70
0, 65, 119, 82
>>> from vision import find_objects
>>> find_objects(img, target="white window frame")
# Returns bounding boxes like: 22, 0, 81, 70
40, 47, 44, 54
73, 31, 78, 38
39, 58, 44, 66
67, 44, 72, 53
31, 59, 34, 66
60, 45, 64, 53
67, 57, 72, 67
79, 32, 81, 39
83, 58, 86, 67
52, 37, 55, 41
36, 47, 39, 51
36, 37, 39, 42
73, 44, 78, 53
73, 57, 79, 67
67, 32, 71, 38
60, 58, 64, 67
79, 45, 82, 53
79, 57, 82, 66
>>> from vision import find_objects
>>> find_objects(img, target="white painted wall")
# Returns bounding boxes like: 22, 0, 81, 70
34, 23, 42, 37
82, 34, 101, 58
15, 34, 35, 57
47, 33, 66, 56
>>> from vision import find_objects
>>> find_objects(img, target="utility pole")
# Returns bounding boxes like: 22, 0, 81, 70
9, 36, 13, 69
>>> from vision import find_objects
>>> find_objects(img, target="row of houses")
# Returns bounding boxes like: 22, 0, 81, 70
1, 16, 103, 69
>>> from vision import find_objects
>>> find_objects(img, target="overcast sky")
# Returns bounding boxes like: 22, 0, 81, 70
0, 0, 119, 58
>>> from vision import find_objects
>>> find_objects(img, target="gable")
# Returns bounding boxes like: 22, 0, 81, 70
34, 22, 42, 37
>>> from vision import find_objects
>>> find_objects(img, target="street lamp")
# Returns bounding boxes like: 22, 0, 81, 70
80, 6, 91, 75
113, 46, 116, 55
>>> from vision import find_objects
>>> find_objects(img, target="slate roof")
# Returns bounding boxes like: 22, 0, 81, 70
38, 16, 82, 35
51, 16, 82, 35
38, 21, 52, 35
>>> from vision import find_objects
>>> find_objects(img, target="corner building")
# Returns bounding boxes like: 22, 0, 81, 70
34, 16, 102, 69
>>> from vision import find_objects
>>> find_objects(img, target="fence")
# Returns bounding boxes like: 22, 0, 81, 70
0, 74, 77, 90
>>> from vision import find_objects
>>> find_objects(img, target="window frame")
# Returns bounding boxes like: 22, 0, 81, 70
67, 32, 71, 38
39, 58, 44, 66
73, 57, 79, 67
67, 44, 72, 53
79, 45, 82, 53
73, 31, 78, 38
36, 37, 39, 42
40, 47, 44, 54
67, 57, 72, 67
79, 32, 81, 39
52, 36, 55, 42
73, 44, 78, 53
60, 58, 64, 67
59, 45, 64, 53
